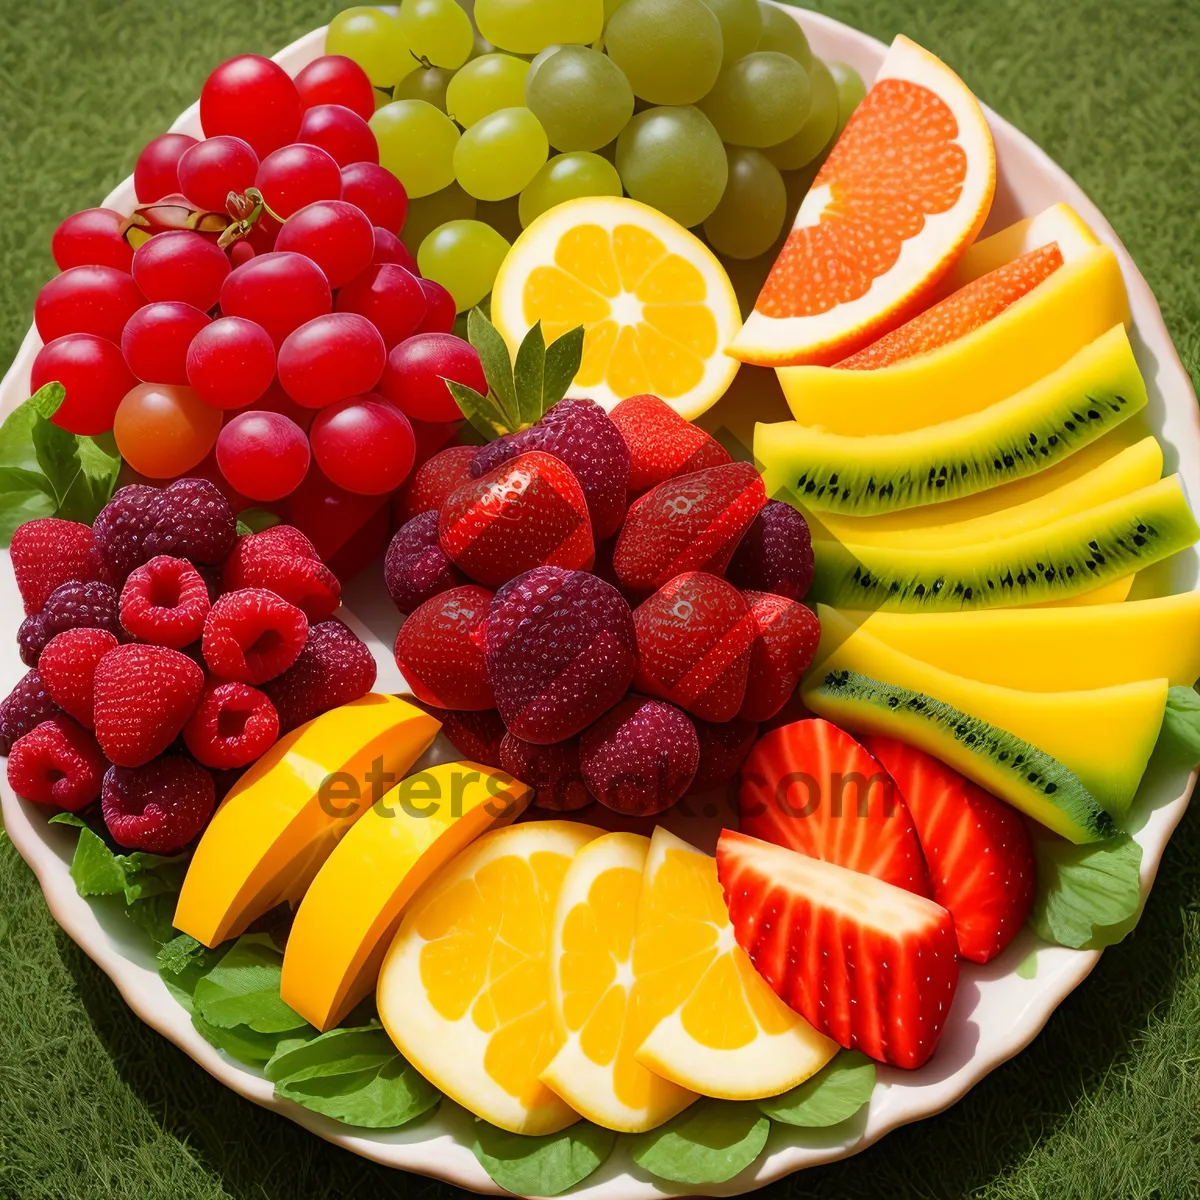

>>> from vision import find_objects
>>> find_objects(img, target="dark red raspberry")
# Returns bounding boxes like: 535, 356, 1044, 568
93, 484, 159, 581
10, 517, 110, 614
0, 671, 62, 756
119, 555, 212, 649
101, 757, 215, 853
7, 716, 106, 811
202, 588, 308, 684
223, 524, 342, 621
500, 732, 592, 811
384, 511, 467, 614
689, 715, 759, 792
19, 580, 123, 667
725, 500, 814, 601
143, 477, 237, 564
37, 628, 119, 728
263, 619, 377, 732
184, 681, 280, 769
438, 708, 507, 768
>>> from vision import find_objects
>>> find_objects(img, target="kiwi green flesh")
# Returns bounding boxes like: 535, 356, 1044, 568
806, 669, 1116, 843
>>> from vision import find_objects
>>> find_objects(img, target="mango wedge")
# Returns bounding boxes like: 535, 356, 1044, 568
174, 694, 441, 947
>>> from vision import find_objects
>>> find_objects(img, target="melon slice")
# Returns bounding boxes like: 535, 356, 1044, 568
729, 35, 995, 367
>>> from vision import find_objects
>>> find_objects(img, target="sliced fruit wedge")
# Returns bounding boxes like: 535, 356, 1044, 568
1028, 575, 1133, 607
730, 35, 995, 367
541, 832, 696, 1133
716, 830, 959, 1069
631, 826, 837, 1099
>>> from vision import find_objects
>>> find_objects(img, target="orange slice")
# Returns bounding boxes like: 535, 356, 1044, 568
730, 35, 995, 367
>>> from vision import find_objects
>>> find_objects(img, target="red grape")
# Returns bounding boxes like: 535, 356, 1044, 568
379, 333, 484, 423
35, 265, 145, 343
216, 410, 310, 501
295, 55, 376, 122
52, 208, 133, 273
255, 143, 342, 219
134, 133, 199, 203
230, 240, 257, 267
252, 379, 316, 430
298, 104, 378, 168
274, 200, 374, 289
177, 135, 259, 210
371, 226, 418, 271
415, 277, 457, 335
186, 316, 276, 409
336, 263, 426, 349
200, 55, 302, 158
31, 334, 136, 436
220, 252, 332, 347
121, 301, 211, 385
132, 230, 230, 311
310, 394, 415, 495
113, 383, 223, 479
340, 161, 408, 233
278, 313, 387, 409
289, 461, 391, 565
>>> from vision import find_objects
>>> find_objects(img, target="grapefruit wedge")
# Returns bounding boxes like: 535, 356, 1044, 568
729, 35, 996, 368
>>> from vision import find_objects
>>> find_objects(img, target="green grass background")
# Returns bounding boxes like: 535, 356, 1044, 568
1, 1, 1199, 1197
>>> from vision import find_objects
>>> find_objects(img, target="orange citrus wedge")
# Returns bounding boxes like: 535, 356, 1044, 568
730, 35, 995, 367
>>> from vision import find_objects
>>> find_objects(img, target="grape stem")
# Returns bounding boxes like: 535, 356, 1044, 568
217, 186, 284, 249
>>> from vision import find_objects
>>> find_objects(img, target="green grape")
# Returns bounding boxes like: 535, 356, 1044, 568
519, 151, 623, 226
764, 58, 837, 170
394, 64, 454, 111
446, 52, 530, 126
703, 146, 785, 259
754, 1, 811, 68
402, 181, 478, 254
397, 0, 475, 69
454, 106, 549, 200
616, 105, 727, 228
475, 0, 604, 54
326, 7, 413, 88
604, 0, 630, 18
418, 219, 512, 310
525, 46, 634, 152
470, 32, 496, 58
605, 0, 722, 105
699, 51, 811, 147
371, 99, 460, 198
828, 60, 867, 132
698, 0, 762, 63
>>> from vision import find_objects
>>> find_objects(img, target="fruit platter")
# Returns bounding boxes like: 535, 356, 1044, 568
2, 2, 1199, 1198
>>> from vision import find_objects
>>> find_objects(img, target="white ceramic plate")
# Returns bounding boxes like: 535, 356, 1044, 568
3, 7, 1198, 1197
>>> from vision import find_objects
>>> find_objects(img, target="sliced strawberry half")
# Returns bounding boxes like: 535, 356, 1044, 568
716, 829, 959, 1069
738, 718, 931, 896
865, 735, 1036, 964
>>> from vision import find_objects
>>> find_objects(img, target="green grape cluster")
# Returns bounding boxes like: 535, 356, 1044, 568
331, 0, 868, 305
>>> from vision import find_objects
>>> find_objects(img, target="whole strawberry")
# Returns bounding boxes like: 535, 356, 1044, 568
726, 501, 814, 601
393, 585, 494, 710
395, 444, 477, 525
384, 511, 467, 614
500, 732, 592, 811
38, 628, 119, 728
263, 619, 377, 733
224, 524, 342, 621
609, 394, 731, 495
11, 518, 110, 614
738, 592, 821, 722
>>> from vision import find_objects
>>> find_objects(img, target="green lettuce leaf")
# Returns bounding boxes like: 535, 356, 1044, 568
757, 1050, 875, 1127
191, 934, 310, 1034
628, 1099, 770, 1185
1155, 685, 1200, 768
472, 1119, 616, 1197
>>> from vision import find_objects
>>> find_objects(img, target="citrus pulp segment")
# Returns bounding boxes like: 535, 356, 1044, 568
541, 832, 697, 1132
490, 196, 741, 419
630, 827, 838, 1099
730, 35, 996, 367
377, 820, 602, 1135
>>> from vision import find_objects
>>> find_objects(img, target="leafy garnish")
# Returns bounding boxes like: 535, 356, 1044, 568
1155, 685, 1200, 768
191, 934, 310, 1034
472, 1118, 616, 1196
757, 1051, 875, 1127
157, 933, 227, 1014
192, 1013, 290, 1065
236, 507, 281, 535
628, 1099, 770, 1185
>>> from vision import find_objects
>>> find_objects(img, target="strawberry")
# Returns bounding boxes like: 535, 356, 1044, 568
609, 394, 731, 494
613, 462, 766, 593
500, 731, 592, 811
717, 829, 959, 1069
10, 518, 109, 614
392, 584, 495, 710
737, 591, 821, 722
394, 443, 477, 525
37, 628, 119, 729
438, 708, 507, 768
689, 714, 759, 793
438, 450, 593, 587
865, 736, 1037, 964
223, 524, 341, 621
739, 719, 931, 896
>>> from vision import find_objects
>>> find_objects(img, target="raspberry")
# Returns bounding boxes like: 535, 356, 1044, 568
18, 580, 123, 666
7, 716, 106, 811
500, 732, 592, 811
202, 588, 308, 684
143, 476, 237, 564
0, 671, 62, 756
384, 511, 467, 614
119, 556, 212, 649
395, 444, 477, 524
438, 708, 507, 768
93, 643, 205, 767
262, 619, 377, 733
690, 715, 759, 792
393, 585, 494, 710
93, 484, 159, 581
224, 524, 342, 621
609, 394, 732, 495
184, 681, 280, 769
10, 518, 109, 614
101, 757, 215, 853
37, 628, 119, 728
725, 501, 814, 601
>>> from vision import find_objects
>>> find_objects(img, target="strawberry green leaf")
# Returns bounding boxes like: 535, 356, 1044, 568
446, 380, 513, 442
472, 1119, 616, 1197
467, 306, 519, 430
757, 1051, 875, 1126
543, 325, 584, 408
628, 1099, 770, 1185
513, 320, 547, 428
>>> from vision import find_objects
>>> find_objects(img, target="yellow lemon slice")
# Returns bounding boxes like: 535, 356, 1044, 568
491, 196, 741, 420
541, 832, 696, 1133
378, 819, 602, 1135
631, 826, 837, 1100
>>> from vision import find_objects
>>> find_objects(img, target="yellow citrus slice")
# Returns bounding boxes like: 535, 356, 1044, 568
630, 826, 837, 1100
541, 832, 696, 1133
377, 820, 601, 1135
491, 196, 741, 420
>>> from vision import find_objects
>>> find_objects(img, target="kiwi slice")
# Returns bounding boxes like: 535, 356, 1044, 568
809, 475, 1199, 612
756, 325, 1146, 515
